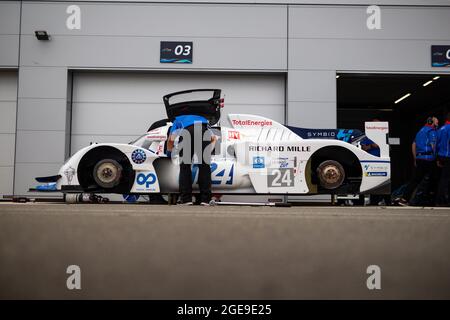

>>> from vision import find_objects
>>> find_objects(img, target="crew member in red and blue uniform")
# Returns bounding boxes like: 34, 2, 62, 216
397, 116, 438, 206
167, 115, 216, 206
436, 112, 450, 206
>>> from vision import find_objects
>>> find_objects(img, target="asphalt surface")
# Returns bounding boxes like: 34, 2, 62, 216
1, 202, 450, 299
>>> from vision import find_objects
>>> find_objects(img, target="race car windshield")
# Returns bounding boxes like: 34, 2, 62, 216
129, 134, 146, 146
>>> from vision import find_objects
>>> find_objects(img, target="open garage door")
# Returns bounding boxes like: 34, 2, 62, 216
337, 73, 450, 193
0, 71, 17, 196
70, 72, 285, 154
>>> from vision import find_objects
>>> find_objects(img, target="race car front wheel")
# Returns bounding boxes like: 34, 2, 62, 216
93, 159, 123, 189
316, 160, 345, 190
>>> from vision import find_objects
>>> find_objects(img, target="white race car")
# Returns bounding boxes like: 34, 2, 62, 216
34, 89, 391, 197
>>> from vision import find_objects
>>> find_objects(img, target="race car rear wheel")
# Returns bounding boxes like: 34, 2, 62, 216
316, 160, 345, 190
93, 159, 123, 189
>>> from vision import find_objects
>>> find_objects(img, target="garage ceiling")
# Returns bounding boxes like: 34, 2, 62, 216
337, 73, 450, 113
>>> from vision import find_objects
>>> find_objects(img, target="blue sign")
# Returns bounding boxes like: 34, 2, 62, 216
160, 41, 193, 64
432, 45, 450, 67
253, 156, 265, 169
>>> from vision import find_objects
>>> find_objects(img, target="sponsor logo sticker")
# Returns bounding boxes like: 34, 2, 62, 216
249, 145, 311, 152
271, 157, 296, 169
232, 119, 273, 127
136, 172, 157, 190
131, 149, 147, 164
64, 166, 76, 185
253, 156, 265, 169
365, 172, 388, 177
228, 130, 241, 140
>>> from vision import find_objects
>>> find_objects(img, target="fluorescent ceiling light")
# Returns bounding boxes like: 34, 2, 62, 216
395, 93, 411, 104
423, 80, 433, 87
433, 76, 440, 80
336, 75, 340, 79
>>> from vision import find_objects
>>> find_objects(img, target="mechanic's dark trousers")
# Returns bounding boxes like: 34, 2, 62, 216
436, 157, 450, 206
179, 124, 212, 203
402, 159, 436, 202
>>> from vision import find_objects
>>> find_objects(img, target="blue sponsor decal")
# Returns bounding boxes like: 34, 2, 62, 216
367, 172, 388, 177
279, 158, 289, 168
253, 156, 265, 169
136, 173, 157, 188
191, 162, 234, 185
131, 149, 146, 164
337, 129, 354, 142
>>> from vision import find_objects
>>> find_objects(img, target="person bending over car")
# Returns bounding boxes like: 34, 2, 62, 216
167, 115, 217, 206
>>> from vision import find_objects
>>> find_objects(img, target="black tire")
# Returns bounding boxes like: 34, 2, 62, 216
92, 159, 123, 189
316, 160, 346, 190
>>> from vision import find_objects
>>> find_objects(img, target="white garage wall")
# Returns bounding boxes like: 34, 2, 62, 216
71, 72, 285, 154
0, 71, 17, 196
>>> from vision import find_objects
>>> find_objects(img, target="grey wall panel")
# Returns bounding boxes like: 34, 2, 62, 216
0, 168, 14, 196
288, 38, 450, 72
73, 72, 285, 104
71, 102, 167, 135
20, 2, 286, 70
15, 67, 69, 194
0, 2, 20, 34
287, 101, 336, 128
0, 36, 20, 67
289, 6, 450, 40
0, 71, 17, 196
0, 102, 17, 134
0, 135, 15, 166
15, 131, 66, 164
0, 2, 20, 67
288, 70, 336, 102
22, 3, 287, 38
16, 98, 68, 131
18, 67, 67, 99
14, 163, 63, 195
20, 35, 287, 70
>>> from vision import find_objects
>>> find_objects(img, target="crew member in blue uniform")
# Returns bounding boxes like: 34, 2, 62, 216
436, 112, 450, 206
398, 116, 438, 205
167, 115, 216, 205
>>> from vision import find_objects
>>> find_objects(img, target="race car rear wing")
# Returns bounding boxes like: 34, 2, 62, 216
163, 89, 222, 126
364, 121, 389, 158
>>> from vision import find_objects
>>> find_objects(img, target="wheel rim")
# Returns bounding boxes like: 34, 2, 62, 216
96, 162, 119, 185
321, 164, 342, 185
317, 160, 345, 189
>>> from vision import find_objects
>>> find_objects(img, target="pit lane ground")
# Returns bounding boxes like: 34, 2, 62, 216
0, 203, 449, 299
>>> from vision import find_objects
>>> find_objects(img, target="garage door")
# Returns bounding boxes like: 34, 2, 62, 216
70, 72, 285, 154
0, 71, 17, 196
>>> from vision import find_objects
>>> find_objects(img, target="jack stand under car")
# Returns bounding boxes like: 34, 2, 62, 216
209, 200, 291, 207
64, 193, 109, 204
